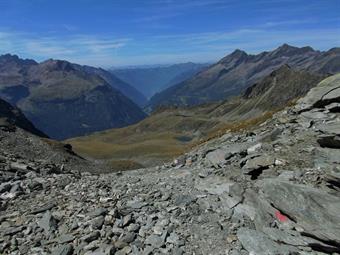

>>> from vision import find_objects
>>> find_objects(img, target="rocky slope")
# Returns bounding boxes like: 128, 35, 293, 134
112, 62, 208, 99
0, 55, 146, 140
1, 74, 339, 254
148, 44, 340, 110
0, 97, 46, 137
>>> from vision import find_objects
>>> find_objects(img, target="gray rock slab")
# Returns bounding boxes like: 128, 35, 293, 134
260, 179, 340, 244
237, 228, 300, 255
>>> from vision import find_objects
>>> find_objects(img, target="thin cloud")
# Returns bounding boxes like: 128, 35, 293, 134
0, 30, 130, 64
0, 26, 339, 67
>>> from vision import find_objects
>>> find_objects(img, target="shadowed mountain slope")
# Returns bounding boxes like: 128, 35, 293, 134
0, 55, 147, 140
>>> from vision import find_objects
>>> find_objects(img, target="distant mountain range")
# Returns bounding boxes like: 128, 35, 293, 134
148, 44, 340, 110
79, 65, 147, 107
0, 54, 146, 140
111, 62, 209, 99
1, 44, 339, 142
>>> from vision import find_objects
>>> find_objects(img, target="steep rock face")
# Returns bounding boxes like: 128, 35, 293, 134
0, 97, 46, 137
148, 44, 340, 109
0, 55, 147, 140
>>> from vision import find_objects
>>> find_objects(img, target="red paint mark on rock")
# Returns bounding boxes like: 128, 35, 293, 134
275, 210, 288, 222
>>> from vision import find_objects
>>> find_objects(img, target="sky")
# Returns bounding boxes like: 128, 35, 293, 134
0, 0, 339, 67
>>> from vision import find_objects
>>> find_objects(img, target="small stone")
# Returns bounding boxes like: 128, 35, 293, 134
115, 246, 132, 255
114, 240, 128, 249
111, 226, 124, 235
127, 223, 140, 232
81, 231, 100, 243
86, 244, 116, 255
122, 214, 132, 227
119, 232, 136, 243
38, 210, 58, 236
51, 244, 73, 255
247, 143, 262, 154
226, 234, 238, 243
145, 234, 165, 248
126, 200, 148, 209
30, 202, 56, 214
91, 216, 105, 229
88, 208, 108, 217
153, 225, 163, 235
57, 234, 75, 244
274, 159, 286, 166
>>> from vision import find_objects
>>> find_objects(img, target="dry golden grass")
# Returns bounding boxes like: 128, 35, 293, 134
67, 108, 211, 166
107, 160, 144, 171
192, 110, 277, 148
67, 96, 300, 169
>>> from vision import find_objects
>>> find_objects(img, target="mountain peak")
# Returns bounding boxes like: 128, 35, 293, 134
230, 49, 248, 57
0, 54, 37, 65
0, 53, 20, 61
219, 49, 248, 64
274, 44, 315, 56
40, 59, 75, 72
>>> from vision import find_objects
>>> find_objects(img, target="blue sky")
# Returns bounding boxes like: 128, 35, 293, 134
0, 0, 339, 67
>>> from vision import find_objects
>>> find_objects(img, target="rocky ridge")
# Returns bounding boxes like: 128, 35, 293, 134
0, 74, 340, 254
0, 97, 47, 137
148, 44, 340, 110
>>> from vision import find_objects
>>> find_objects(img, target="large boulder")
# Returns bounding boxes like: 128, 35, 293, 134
259, 179, 340, 245
297, 73, 340, 111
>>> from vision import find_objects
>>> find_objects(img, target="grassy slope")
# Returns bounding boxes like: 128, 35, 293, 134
67, 99, 275, 168
67, 111, 212, 167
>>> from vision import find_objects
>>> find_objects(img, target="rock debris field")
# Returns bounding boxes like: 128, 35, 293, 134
1, 74, 340, 254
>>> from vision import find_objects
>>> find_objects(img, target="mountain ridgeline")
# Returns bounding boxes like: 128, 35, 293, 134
0, 54, 146, 140
148, 44, 340, 110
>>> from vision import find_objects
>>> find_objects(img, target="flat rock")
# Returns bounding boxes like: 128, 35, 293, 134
237, 228, 300, 255
260, 179, 340, 245
297, 73, 340, 110
196, 177, 233, 195
205, 149, 227, 167
316, 121, 340, 135
145, 233, 166, 248
51, 244, 73, 255
242, 155, 275, 173
30, 202, 56, 214
88, 208, 108, 217
84, 244, 115, 255
81, 231, 100, 243
38, 210, 58, 236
